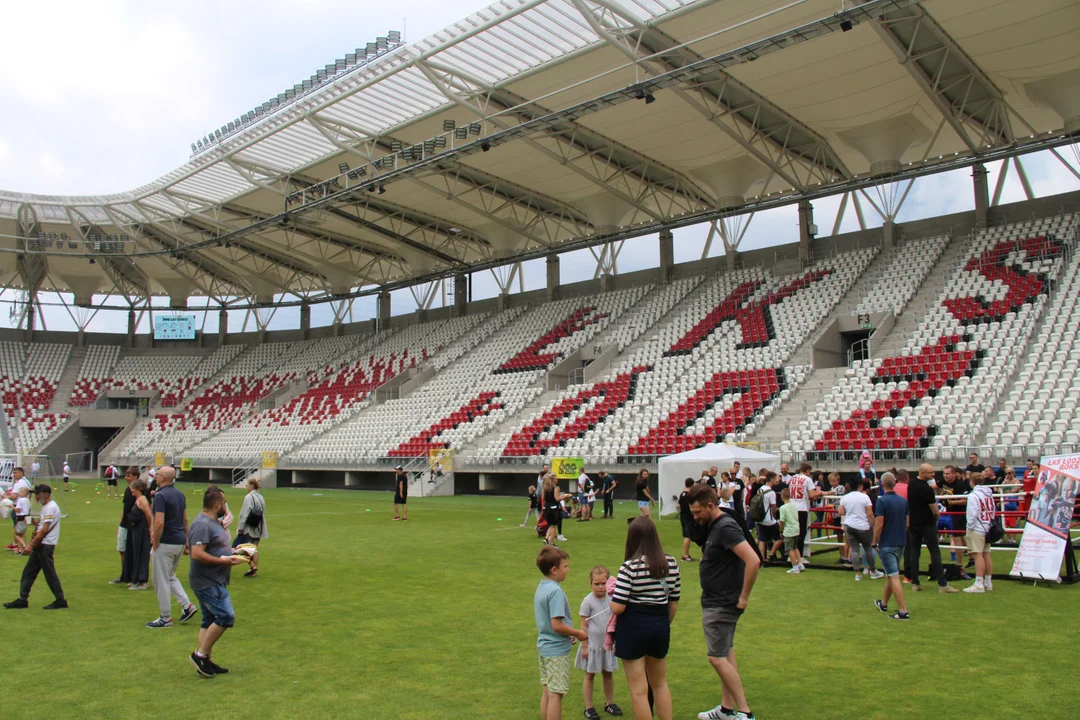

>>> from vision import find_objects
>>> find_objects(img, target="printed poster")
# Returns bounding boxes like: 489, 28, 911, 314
1011, 453, 1079, 581
551, 457, 584, 481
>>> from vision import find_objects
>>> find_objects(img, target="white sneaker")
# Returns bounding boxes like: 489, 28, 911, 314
984, 583, 994, 592
786, 567, 801, 574
869, 570, 885, 580
963, 584, 985, 593
797, 562, 806, 571
697, 705, 730, 720
557, 535, 568, 542
854, 573, 862, 581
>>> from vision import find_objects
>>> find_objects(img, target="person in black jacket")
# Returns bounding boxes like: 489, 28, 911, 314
110, 467, 140, 585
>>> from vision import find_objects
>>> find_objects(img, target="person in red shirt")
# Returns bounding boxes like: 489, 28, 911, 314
894, 468, 910, 501
1020, 459, 1038, 517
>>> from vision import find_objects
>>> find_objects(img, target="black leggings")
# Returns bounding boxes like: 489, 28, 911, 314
797, 510, 809, 555
603, 494, 614, 518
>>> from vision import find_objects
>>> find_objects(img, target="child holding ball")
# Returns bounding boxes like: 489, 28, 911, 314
576, 566, 623, 719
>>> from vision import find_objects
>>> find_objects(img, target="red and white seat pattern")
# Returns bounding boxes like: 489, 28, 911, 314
289, 288, 647, 465
982, 220, 1080, 459
181, 314, 488, 464
81, 345, 243, 409
69, 345, 120, 406
0, 342, 72, 451
785, 214, 1075, 462
481, 250, 872, 463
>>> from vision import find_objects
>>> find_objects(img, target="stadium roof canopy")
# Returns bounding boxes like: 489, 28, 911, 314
1, 0, 1078, 308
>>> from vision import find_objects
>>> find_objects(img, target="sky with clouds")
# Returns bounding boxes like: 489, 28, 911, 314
1, 0, 1078, 333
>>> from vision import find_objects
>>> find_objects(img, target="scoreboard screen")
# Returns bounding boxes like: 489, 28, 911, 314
154, 315, 196, 340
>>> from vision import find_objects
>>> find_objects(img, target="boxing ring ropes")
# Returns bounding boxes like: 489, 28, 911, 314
789, 484, 1080, 583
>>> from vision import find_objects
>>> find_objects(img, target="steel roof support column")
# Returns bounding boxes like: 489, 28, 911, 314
453, 274, 468, 318
972, 163, 990, 229
377, 290, 391, 332
127, 309, 136, 347
546, 254, 560, 302
218, 306, 228, 345
658, 229, 674, 285
300, 301, 311, 340
798, 200, 815, 265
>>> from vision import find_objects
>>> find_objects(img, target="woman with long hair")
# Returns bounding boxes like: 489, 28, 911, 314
610, 517, 680, 720
635, 469, 655, 518
123, 479, 152, 590
541, 473, 568, 546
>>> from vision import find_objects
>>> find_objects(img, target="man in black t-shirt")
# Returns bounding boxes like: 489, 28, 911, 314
964, 453, 985, 477
687, 483, 761, 720
994, 459, 1009, 483
678, 478, 696, 562
393, 466, 408, 522
906, 464, 959, 593
599, 470, 617, 519
110, 467, 140, 585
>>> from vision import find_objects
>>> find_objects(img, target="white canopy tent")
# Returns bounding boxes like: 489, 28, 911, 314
658, 444, 781, 516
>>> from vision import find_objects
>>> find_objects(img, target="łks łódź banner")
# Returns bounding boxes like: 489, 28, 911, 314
1010, 453, 1080, 582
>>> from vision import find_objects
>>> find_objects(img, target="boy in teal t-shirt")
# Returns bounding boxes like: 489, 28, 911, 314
534, 546, 587, 720
778, 488, 805, 573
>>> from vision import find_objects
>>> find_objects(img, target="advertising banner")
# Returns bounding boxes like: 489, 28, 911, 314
179, 458, 194, 472
429, 448, 454, 473
1011, 453, 1080, 581
154, 452, 167, 467
551, 457, 584, 481
261, 451, 279, 469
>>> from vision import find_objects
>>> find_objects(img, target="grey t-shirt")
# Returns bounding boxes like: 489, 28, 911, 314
153, 485, 187, 545
188, 514, 233, 591
579, 592, 611, 647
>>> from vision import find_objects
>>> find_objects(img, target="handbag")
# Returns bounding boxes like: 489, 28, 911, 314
985, 516, 1005, 544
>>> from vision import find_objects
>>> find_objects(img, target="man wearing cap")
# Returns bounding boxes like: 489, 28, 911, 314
4, 484, 67, 610
393, 466, 408, 521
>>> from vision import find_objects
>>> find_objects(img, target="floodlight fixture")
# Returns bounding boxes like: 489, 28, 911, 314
442, 119, 456, 131
339, 162, 350, 174
468, 123, 481, 136
455, 127, 468, 140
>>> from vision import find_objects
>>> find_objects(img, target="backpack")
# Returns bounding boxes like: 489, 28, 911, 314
749, 491, 767, 523
244, 495, 264, 530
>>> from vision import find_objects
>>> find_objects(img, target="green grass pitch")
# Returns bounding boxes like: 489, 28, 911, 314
1, 482, 1075, 719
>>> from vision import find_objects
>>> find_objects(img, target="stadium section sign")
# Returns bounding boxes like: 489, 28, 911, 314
1011, 453, 1080, 582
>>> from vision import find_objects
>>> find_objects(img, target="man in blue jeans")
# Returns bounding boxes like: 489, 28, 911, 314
188, 485, 245, 677
872, 473, 910, 620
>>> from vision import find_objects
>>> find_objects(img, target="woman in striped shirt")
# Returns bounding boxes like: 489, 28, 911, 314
611, 517, 680, 720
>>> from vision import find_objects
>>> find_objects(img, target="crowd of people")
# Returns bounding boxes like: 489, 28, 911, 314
2, 465, 268, 679
529, 452, 1036, 719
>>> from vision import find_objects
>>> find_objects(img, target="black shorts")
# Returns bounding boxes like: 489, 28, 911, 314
756, 522, 780, 544
394, 494, 407, 505
614, 605, 670, 660
681, 517, 695, 539
107, 479, 117, 486
544, 508, 562, 526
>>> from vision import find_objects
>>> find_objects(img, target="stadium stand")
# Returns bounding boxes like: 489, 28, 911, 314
785, 214, 1076, 464
287, 287, 648, 465
0, 341, 72, 451
69, 344, 120, 406
478, 248, 874, 463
